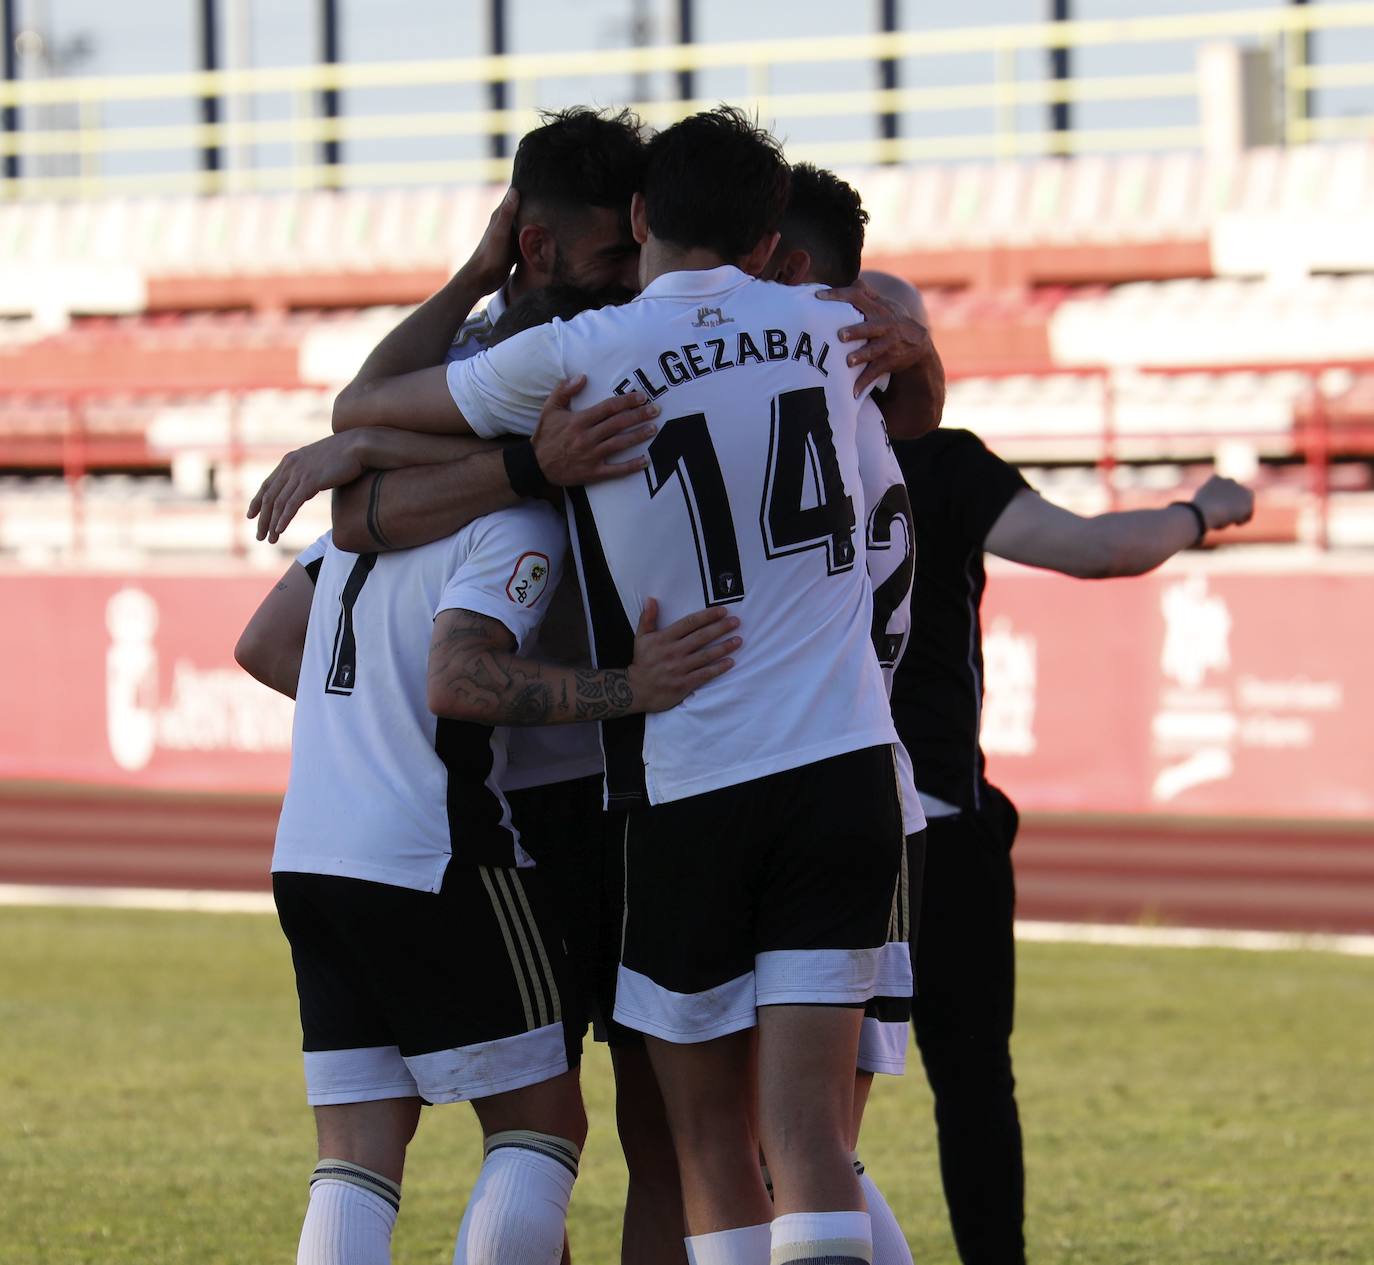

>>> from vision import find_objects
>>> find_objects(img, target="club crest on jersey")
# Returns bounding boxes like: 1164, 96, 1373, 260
506, 552, 551, 607
692, 306, 733, 328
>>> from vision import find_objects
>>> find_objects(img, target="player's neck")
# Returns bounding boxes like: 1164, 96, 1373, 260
505, 265, 533, 304
640, 237, 738, 287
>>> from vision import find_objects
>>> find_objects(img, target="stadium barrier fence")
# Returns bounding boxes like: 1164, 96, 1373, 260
1, 2, 1373, 198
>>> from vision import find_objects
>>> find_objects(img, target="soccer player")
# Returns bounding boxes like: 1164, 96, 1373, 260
331, 106, 907, 1265
891, 431, 1253, 1264
245, 464, 738, 1265
765, 161, 934, 1265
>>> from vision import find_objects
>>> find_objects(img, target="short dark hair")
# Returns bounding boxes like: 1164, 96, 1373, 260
642, 106, 791, 260
491, 284, 637, 343
778, 163, 868, 287
511, 108, 645, 217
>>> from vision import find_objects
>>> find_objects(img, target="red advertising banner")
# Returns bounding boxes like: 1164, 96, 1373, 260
1, 563, 1370, 819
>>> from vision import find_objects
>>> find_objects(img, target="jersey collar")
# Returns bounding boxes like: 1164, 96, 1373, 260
484, 281, 511, 326
637, 264, 752, 301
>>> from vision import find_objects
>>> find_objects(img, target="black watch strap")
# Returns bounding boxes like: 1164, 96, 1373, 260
1170, 500, 1209, 547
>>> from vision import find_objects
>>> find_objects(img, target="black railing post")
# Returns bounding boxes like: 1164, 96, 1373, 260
677, 0, 694, 103
879, 0, 899, 158
2, 0, 18, 181
319, 0, 340, 170
1049, 0, 1072, 139
488, 0, 507, 160
198, 0, 222, 173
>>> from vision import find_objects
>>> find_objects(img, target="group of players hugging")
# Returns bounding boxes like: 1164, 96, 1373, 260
236, 104, 1253, 1265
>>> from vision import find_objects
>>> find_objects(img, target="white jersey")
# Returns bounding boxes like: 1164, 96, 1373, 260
449, 264, 899, 805
273, 504, 567, 892
446, 283, 603, 791
856, 409, 925, 836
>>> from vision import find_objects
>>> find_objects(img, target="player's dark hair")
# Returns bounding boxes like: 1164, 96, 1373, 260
641, 106, 791, 261
511, 108, 646, 216
490, 285, 636, 343
778, 162, 868, 287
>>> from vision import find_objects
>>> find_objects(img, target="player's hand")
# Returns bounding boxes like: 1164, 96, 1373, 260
628, 598, 741, 712
457, 186, 520, 297
247, 432, 369, 544
1193, 476, 1255, 532
819, 279, 942, 407
532, 375, 660, 487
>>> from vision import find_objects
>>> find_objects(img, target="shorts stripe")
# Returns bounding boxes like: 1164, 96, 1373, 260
479, 867, 537, 1031
491, 869, 548, 1028
504, 869, 562, 1024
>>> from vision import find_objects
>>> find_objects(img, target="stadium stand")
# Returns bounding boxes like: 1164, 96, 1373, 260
2, 140, 1373, 563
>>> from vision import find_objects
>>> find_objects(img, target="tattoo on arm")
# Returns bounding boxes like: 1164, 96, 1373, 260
428, 609, 637, 726
365, 470, 397, 551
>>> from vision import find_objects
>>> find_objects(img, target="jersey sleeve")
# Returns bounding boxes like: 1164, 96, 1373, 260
435, 503, 568, 652
444, 319, 566, 438
294, 531, 331, 582
940, 430, 1030, 550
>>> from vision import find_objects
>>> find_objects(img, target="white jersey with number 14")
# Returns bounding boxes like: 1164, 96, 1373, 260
448, 264, 898, 806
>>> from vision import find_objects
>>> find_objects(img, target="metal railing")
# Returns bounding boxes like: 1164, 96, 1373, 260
2, 359, 1371, 559
1, 2, 1373, 199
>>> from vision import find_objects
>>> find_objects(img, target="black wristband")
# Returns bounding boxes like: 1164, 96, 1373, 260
503, 440, 550, 499
1170, 500, 1209, 548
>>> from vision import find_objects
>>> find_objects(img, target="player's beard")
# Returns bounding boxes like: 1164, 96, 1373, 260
548, 243, 578, 289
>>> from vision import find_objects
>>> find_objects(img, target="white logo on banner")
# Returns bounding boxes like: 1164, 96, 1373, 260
104, 587, 294, 772
1150, 575, 1343, 804
981, 617, 1038, 756
1153, 576, 1235, 802
1161, 574, 1231, 689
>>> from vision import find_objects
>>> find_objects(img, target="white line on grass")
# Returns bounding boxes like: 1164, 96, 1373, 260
2, 882, 1373, 957
0, 882, 276, 915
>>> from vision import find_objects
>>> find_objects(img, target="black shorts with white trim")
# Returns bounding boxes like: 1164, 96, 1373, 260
858, 827, 926, 1076
507, 774, 641, 1049
614, 744, 906, 1045
273, 862, 581, 1107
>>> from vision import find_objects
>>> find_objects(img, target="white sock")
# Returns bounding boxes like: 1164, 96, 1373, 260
298, 1159, 400, 1265
452, 1130, 579, 1265
770, 1210, 872, 1265
686, 1222, 772, 1265
857, 1168, 913, 1265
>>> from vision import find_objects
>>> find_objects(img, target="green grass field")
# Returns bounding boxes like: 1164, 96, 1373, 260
2, 906, 1370, 1264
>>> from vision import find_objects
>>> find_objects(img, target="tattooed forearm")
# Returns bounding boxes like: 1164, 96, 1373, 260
365, 470, 397, 551
428, 609, 640, 726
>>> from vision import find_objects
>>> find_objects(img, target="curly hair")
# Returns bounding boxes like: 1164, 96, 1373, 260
511, 107, 646, 215
642, 106, 791, 261
778, 162, 869, 287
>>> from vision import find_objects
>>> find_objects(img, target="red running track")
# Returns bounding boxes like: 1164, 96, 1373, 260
2, 783, 1372, 934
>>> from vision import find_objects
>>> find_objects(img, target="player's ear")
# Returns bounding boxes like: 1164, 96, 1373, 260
630, 192, 650, 246
771, 248, 811, 286
517, 222, 555, 281
739, 230, 782, 278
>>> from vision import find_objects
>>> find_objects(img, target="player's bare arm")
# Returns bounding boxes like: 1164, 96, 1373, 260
426, 600, 740, 727
984, 476, 1255, 578
331, 376, 660, 553
332, 189, 521, 436
248, 428, 496, 544
817, 272, 945, 436
234, 561, 315, 698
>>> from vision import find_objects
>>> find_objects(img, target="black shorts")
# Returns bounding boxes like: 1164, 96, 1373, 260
507, 775, 641, 1048
273, 865, 580, 1106
614, 745, 906, 1044
858, 828, 926, 1076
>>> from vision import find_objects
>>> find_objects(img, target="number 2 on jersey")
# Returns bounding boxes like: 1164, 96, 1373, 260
645, 386, 856, 606
324, 552, 378, 695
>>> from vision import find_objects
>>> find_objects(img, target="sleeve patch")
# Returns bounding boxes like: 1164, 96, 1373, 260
505, 552, 552, 607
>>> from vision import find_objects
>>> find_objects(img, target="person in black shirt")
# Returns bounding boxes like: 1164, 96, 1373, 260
892, 428, 1253, 1264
